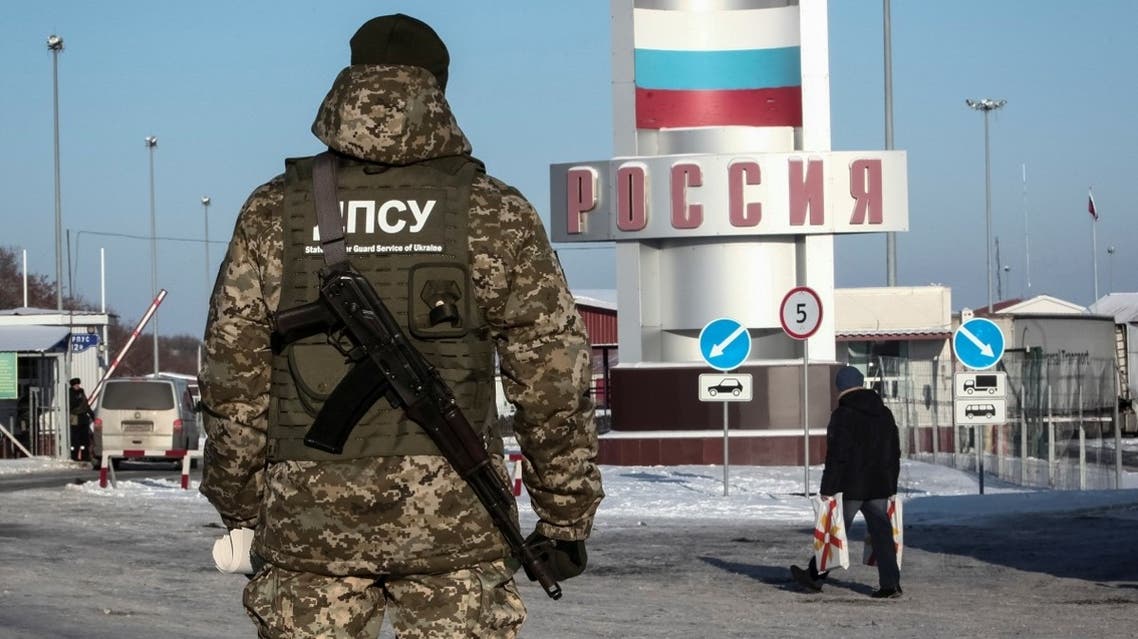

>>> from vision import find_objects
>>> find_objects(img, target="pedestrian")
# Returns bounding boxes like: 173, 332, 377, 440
791, 365, 902, 598
198, 13, 603, 639
15, 393, 32, 451
67, 378, 94, 462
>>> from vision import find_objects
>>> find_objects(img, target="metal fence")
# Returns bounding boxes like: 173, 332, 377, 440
0, 386, 62, 459
872, 353, 1129, 491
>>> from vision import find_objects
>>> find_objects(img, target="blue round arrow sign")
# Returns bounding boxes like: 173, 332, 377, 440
953, 317, 1005, 370
699, 318, 752, 372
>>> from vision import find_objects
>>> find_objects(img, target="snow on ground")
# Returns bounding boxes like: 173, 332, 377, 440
3, 454, 1138, 639
0, 457, 84, 476
4, 455, 1135, 528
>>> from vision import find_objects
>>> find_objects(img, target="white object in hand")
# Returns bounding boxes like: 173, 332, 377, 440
212, 527, 255, 574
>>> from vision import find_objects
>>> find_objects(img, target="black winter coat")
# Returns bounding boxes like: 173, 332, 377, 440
818, 388, 900, 500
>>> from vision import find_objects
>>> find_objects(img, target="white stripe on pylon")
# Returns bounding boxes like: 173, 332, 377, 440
634, 5, 800, 51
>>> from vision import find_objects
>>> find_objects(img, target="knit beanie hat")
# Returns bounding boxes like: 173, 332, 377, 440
834, 366, 864, 393
350, 14, 450, 91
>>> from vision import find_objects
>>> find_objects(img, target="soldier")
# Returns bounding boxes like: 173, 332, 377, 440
68, 378, 94, 461
199, 13, 603, 639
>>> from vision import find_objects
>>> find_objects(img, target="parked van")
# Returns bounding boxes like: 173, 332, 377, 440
90, 377, 201, 470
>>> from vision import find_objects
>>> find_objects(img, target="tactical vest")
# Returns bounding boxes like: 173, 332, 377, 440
269, 154, 497, 461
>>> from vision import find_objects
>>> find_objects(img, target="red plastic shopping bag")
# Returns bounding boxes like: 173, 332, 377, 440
811, 493, 849, 571
863, 495, 904, 567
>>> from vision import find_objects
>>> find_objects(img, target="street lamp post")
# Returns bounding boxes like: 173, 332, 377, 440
883, 0, 896, 286
48, 34, 64, 310
197, 195, 211, 373
1107, 246, 1116, 293
966, 98, 1007, 313
202, 196, 211, 297
145, 136, 159, 375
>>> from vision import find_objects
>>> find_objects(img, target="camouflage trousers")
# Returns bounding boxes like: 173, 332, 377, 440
243, 558, 526, 638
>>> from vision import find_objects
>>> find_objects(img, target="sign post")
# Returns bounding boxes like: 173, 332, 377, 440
780, 287, 823, 496
952, 317, 1007, 494
699, 318, 752, 496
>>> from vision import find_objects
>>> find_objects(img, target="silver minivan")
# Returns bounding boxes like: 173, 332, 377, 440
90, 377, 201, 470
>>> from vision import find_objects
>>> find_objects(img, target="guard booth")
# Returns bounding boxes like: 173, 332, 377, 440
0, 307, 110, 458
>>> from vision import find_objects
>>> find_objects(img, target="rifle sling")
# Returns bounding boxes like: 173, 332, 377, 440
313, 151, 347, 268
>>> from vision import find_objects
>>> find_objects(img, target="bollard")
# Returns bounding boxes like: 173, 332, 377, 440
508, 452, 524, 496
98, 449, 201, 490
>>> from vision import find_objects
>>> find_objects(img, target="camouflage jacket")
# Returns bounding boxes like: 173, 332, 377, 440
199, 65, 603, 576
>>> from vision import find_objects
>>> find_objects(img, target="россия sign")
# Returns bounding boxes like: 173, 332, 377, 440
550, 150, 908, 242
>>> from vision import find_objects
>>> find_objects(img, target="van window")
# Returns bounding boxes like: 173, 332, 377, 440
101, 382, 175, 410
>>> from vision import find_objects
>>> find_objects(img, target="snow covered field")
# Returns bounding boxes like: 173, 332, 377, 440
1, 457, 1136, 638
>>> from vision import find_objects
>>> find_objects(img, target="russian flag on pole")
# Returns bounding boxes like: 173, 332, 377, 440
1088, 189, 1098, 221
633, 5, 802, 129
811, 493, 849, 571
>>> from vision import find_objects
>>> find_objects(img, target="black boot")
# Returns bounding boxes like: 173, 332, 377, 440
790, 565, 822, 592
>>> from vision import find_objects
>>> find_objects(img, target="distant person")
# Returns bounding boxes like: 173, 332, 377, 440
68, 378, 94, 462
791, 365, 902, 598
14, 393, 32, 453
199, 13, 603, 638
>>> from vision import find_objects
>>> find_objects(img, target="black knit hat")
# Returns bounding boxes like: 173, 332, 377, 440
350, 14, 449, 91
834, 366, 864, 393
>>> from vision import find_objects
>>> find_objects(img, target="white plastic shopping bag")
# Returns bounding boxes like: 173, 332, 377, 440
811, 493, 849, 571
863, 495, 904, 568
212, 527, 255, 574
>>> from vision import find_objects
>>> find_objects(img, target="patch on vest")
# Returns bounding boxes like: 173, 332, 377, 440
306, 195, 447, 255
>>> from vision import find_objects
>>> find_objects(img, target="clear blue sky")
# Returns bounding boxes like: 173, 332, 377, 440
2, 1, 1135, 337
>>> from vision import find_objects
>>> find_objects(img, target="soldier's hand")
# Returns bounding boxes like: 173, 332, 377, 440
525, 531, 588, 581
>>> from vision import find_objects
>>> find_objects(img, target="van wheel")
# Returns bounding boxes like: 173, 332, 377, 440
111, 458, 123, 471
91, 455, 101, 471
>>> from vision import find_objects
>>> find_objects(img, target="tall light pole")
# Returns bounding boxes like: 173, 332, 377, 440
48, 34, 64, 310
196, 195, 212, 373
883, 0, 896, 286
201, 196, 211, 297
145, 135, 159, 375
966, 98, 1006, 313
1107, 246, 1116, 294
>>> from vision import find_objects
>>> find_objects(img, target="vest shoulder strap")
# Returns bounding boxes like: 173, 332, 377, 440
313, 152, 346, 268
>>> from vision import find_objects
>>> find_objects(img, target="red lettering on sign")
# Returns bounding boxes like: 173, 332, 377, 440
789, 159, 825, 226
565, 167, 598, 234
728, 161, 762, 227
616, 164, 648, 231
670, 163, 703, 229
849, 159, 883, 224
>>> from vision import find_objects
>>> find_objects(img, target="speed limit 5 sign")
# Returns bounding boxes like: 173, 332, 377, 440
780, 286, 822, 340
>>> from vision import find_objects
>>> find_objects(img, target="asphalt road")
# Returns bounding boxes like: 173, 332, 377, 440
1, 473, 1136, 638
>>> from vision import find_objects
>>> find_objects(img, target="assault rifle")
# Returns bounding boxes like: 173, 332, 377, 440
274, 264, 563, 600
